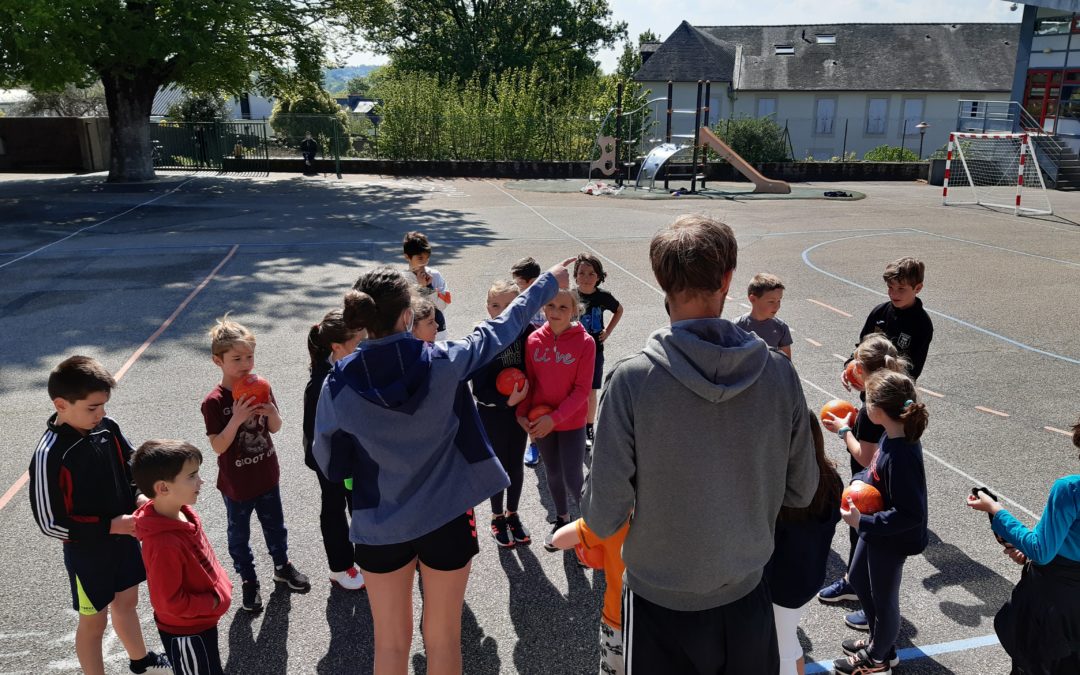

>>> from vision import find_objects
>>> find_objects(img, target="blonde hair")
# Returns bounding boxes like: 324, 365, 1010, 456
547, 288, 584, 320
855, 333, 909, 377
488, 279, 520, 298
209, 314, 255, 357
864, 371, 929, 442
411, 295, 436, 321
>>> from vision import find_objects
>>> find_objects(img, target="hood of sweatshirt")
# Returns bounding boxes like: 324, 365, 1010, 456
531, 320, 587, 345
642, 318, 770, 403
330, 332, 433, 414
135, 501, 198, 540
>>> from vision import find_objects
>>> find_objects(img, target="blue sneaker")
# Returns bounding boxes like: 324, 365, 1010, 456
818, 577, 859, 603
524, 443, 539, 467
845, 610, 869, 631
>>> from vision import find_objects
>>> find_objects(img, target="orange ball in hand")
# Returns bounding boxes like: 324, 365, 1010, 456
820, 399, 858, 424
843, 480, 885, 514
496, 368, 527, 396
233, 374, 272, 405
845, 361, 864, 389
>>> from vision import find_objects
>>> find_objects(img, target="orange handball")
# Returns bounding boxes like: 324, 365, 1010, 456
233, 374, 272, 405
528, 404, 554, 422
575, 542, 605, 570
843, 480, 885, 514
496, 367, 527, 396
820, 398, 858, 424
845, 361, 865, 390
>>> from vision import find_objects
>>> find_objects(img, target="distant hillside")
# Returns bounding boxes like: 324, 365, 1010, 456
324, 66, 379, 93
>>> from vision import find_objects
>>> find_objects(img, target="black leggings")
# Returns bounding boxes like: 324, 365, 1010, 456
479, 407, 526, 514
535, 426, 587, 516
848, 455, 862, 568
316, 470, 355, 573
848, 537, 907, 663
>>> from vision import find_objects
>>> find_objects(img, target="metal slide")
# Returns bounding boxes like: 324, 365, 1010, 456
635, 143, 691, 189
698, 127, 791, 194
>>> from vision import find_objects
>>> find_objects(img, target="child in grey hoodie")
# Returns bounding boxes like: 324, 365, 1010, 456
582, 214, 819, 674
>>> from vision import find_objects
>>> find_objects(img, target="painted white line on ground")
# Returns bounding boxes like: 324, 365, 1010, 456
0, 178, 196, 270
1045, 426, 1073, 437
807, 298, 852, 317
831, 353, 847, 361
802, 233, 1080, 365
918, 387, 945, 399
800, 377, 1040, 521
805, 338, 822, 347
909, 228, 1080, 269
975, 406, 1010, 418
0, 245, 239, 512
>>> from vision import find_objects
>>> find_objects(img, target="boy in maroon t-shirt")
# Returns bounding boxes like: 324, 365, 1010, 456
200, 317, 309, 613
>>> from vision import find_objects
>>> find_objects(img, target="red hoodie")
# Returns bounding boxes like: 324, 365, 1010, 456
517, 322, 596, 430
134, 502, 232, 634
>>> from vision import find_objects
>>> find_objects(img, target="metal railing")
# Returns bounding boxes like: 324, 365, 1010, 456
955, 100, 1076, 186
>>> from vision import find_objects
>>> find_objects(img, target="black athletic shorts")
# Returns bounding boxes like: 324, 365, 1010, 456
63, 535, 146, 615
354, 510, 479, 574
591, 349, 605, 389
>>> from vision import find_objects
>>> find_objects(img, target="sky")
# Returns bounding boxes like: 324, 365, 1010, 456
345, 0, 1022, 73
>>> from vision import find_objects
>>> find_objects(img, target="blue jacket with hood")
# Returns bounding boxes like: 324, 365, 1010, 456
313, 272, 558, 545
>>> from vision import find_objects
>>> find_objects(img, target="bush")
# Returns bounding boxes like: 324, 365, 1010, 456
166, 93, 232, 122
863, 145, 920, 162
712, 116, 790, 163
269, 88, 350, 155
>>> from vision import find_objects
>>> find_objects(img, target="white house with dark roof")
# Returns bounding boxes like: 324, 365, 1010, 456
634, 22, 1019, 160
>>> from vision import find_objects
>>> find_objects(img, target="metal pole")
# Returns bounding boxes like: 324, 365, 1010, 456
691, 80, 703, 193
918, 132, 925, 160
616, 81, 624, 185
900, 119, 908, 159
333, 116, 342, 178
702, 81, 711, 189
665, 81, 673, 143
842, 119, 848, 160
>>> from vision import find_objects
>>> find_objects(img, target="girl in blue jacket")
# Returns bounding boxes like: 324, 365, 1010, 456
835, 370, 929, 675
313, 258, 572, 675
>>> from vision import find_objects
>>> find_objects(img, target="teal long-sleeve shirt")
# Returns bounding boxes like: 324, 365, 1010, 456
992, 474, 1080, 565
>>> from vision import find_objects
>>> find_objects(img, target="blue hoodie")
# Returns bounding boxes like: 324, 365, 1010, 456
313, 272, 558, 545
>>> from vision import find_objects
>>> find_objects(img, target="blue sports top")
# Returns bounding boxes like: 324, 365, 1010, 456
993, 474, 1080, 565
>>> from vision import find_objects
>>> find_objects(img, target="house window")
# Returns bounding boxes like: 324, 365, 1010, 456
866, 98, 888, 134
757, 98, 777, 118
775, 44, 795, 55
901, 99, 924, 135
1024, 69, 1064, 126
815, 98, 836, 134
1034, 14, 1076, 36
816, 34, 837, 44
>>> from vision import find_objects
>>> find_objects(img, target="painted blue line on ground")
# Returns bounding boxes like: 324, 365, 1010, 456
805, 633, 1000, 673
801, 233, 1080, 365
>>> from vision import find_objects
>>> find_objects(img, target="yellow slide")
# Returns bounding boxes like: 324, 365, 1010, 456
698, 127, 791, 194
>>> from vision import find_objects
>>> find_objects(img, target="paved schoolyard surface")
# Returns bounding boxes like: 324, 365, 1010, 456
1, 171, 1078, 674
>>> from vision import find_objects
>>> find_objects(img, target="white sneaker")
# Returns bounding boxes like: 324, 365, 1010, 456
329, 566, 365, 590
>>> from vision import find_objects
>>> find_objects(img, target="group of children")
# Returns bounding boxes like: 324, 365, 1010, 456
36, 219, 1070, 675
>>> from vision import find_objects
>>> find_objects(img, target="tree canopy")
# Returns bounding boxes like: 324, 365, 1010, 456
355, 0, 626, 83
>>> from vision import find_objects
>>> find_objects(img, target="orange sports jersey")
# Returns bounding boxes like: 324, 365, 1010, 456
576, 518, 630, 629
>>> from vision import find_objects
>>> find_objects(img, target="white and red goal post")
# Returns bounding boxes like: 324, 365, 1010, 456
942, 132, 1053, 216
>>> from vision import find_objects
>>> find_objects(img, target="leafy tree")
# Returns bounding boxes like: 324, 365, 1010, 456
0, 1, 363, 182
713, 116, 790, 163
166, 93, 233, 123
356, 0, 626, 84
269, 87, 350, 155
863, 145, 919, 162
14, 83, 108, 117
342, 76, 371, 96
614, 30, 660, 80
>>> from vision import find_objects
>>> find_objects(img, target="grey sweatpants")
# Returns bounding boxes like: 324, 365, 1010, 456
535, 426, 586, 515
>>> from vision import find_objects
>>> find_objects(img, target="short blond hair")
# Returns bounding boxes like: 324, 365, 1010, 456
209, 314, 255, 357
488, 279, 520, 298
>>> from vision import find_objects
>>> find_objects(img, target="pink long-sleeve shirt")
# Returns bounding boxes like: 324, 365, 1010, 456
517, 322, 596, 430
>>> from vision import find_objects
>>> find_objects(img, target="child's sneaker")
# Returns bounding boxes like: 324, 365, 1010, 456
833, 648, 891, 674
241, 580, 263, 612
524, 443, 539, 467
506, 512, 531, 544
845, 609, 869, 631
818, 577, 859, 603
129, 651, 171, 674
490, 514, 514, 548
274, 562, 311, 592
842, 638, 899, 667
329, 565, 365, 591
544, 517, 568, 552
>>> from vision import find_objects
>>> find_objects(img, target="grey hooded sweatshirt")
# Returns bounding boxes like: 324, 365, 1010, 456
582, 318, 819, 612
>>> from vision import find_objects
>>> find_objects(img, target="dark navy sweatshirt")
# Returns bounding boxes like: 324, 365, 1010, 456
858, 436, 929, 556
765, 487, 842, 608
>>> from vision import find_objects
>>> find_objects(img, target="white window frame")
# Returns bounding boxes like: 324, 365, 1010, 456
757, 97, 777, 118
866, 97, 889, 135
901, 98, 925, 136
814, 97, 837, 135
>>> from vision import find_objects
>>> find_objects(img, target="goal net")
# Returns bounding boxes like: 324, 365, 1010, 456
942, 132, 1053, 216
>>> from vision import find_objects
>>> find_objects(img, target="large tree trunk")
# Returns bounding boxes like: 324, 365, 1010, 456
101, 71, 161, 182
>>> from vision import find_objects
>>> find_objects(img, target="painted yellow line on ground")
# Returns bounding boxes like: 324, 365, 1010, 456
805, 338, 822, 347
1045, 426, 1073, 437
0, 245, 239, 513
807, 298, 852, 317
918, 387, 945, 399
975, 406, 1010, 418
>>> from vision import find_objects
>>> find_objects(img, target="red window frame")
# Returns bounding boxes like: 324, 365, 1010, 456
1023, 69, 1065, 127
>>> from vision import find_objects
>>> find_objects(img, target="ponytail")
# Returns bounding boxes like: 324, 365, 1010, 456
344, 266, 413, 338
855, 333, 909, 377
864, 370, 928, 442
308, 309, 353, 371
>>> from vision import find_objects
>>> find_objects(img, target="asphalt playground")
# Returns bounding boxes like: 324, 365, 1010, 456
1, 169, 1078, 674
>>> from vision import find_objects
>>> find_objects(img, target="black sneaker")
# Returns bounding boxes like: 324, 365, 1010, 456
833, 648, 891, 674
129, 651, 171, 674
842, 639, 899, 668
544, 517, 568, 552
274, 562, 311, 592
506, 512, 531, 544
490, 514, 514, 548
241, 580, 263, 612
